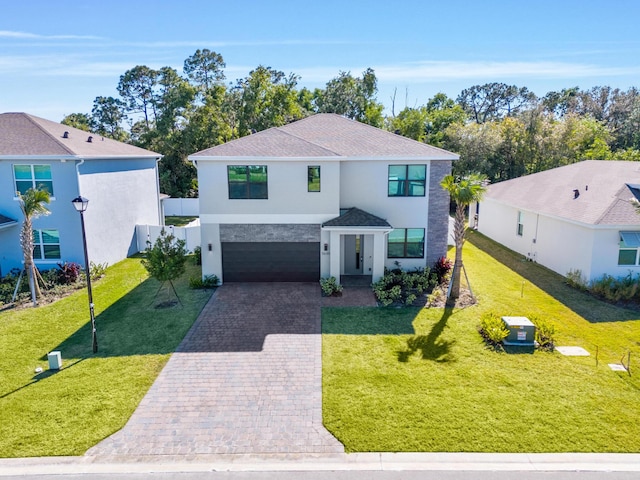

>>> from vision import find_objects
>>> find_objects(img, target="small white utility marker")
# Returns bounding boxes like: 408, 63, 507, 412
609, 364, 628, 371
556, 346, 590, 356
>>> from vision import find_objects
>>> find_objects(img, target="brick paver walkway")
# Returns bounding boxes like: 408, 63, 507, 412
87, 283, 344, 456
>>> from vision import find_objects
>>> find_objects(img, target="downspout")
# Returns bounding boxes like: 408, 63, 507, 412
155, 157, 163, 226
75, 158, 85, 195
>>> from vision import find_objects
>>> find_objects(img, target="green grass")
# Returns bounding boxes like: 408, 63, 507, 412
322, 231, 640, 452
165, 216, 198, 227
0, 258, 212, 457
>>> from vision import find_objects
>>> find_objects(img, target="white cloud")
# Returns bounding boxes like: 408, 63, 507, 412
0, 30, 103, 40
371, 60, 640, 82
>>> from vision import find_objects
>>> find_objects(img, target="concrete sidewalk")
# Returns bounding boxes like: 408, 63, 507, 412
2, 453, 640, 476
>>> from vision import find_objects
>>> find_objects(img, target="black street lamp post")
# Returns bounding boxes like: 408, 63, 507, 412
72, 196, 97, 353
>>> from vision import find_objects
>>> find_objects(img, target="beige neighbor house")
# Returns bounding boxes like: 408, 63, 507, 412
476, 160, 640, 282
189, 113, 459, 284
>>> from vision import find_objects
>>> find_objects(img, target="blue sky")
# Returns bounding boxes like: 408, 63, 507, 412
2, 0, 640, 121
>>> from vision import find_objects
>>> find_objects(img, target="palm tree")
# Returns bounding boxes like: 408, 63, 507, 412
18, 188, 51, 306
440, 174, 487, 302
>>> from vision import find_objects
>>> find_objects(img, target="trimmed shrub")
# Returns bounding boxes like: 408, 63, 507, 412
320, 276, 343, 297
530, 316, 556, 351
565, 269, 588, 290
372, 267, 439, 306
189, 274, 219, 289
478, 312, 509, 348
57, 262, 82, 285
433, 256, 453, 284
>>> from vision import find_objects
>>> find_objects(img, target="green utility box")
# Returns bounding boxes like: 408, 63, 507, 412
501, 316, 536, 346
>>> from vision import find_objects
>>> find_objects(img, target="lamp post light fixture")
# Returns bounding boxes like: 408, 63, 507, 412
72, 196, 97, 353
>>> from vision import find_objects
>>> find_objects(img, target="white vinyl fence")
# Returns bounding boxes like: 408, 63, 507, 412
136, 224, 201, 253
162, 198, 199, 216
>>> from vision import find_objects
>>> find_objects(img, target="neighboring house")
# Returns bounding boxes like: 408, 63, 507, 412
0, 112, 163, 277
189, 113, 458, 284
476, 160, 640, 282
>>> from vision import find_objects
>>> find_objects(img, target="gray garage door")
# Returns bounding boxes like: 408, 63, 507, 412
221, 242, 320, 282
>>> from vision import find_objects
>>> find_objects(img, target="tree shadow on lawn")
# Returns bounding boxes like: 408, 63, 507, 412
322, 306, 417, 335
48, 275, 213, 359
468, 232, 640, 323
397, 307, 454, 362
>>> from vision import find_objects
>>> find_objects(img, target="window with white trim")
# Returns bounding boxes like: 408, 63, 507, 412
516, 211, 524, 236
618, 231, 640, 265
14, 164, 54, 196
33, 229, 61, 260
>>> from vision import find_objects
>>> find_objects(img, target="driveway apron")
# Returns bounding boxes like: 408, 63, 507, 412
87, 282, 344, 456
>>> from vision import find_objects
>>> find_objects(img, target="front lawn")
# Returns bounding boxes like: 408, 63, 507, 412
322, 232, 640, 452
0, 259, 212, 457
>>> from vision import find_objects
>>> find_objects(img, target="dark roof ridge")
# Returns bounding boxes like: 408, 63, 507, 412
272, 123, 341, 156
595, 184, 635, 225
22, 113, 75, 155
304, 113, 460, 158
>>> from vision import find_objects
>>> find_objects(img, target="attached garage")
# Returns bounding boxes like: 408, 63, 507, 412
221, 242, 320, 282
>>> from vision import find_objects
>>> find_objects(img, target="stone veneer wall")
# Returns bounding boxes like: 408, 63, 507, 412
219, 224, 321, 242
426, 160, 452, 265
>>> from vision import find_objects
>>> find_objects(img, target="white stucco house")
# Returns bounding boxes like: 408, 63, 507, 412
189, 113, 458, 284
0, 112, 163, 277
476, 160, 640, 282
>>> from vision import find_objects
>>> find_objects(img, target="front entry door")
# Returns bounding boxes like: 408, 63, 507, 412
344, 234, 364, 275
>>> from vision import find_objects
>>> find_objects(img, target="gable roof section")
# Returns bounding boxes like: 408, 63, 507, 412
0, 112, 160, 158
485, 160, 640, 226
190, 113, 459, 160
323, 207, 392, 228
0, 213, 18, 230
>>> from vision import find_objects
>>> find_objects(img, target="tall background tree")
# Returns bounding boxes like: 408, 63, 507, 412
18, 188, 51, 306
440, 174, 487, 302
60, 49, 640, 201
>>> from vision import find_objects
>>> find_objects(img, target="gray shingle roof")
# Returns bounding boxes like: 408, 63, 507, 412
323, 208, 392, 228
0, 112, 160, 157
190, 113, 459, 159
484, 160, 640, 226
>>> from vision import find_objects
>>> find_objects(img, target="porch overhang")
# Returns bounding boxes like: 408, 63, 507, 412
322, 208, 393, 284
0, 214, 18, 231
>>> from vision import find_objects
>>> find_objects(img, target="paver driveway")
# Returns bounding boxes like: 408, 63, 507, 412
88, 283, 344, 456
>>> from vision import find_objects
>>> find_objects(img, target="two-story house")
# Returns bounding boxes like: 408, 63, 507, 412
0, 112, 163, 277
189, 113, 458, 284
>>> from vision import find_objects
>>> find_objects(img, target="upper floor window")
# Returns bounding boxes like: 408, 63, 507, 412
33, 229, 60, 260
14, 164, 54, 196
388, 165, 426, 197
308, 166, 320, 192
618, 231, 640, 266
228, 166, 268, 199
516, 211, 524, 236
387, 228, 425, 258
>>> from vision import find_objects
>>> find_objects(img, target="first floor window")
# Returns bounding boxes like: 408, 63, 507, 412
618, 231, 640, 265
228, 165, 268, 199
14, 164, 54, 196
388, 228, 425, 258
388, 165, 426, 197
33, 229, 61, 260
516, 211, 524, 236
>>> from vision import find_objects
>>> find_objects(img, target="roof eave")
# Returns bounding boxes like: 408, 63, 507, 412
482, 197, 640, 229
0, 221, 18, 231
188, 154, 458, 162
321, 225, 393, 232
0, 154, 162, 161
